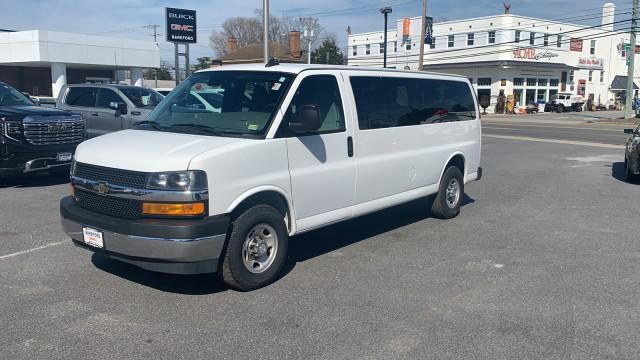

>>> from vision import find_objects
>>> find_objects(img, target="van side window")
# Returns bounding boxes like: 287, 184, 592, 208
66, 87, 97, 107
278, 75, 345, 137
350, 77, 477, 130
95, 88, 124, 108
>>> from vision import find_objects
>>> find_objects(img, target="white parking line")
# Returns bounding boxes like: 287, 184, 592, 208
483, 134, 624, 149
0, 241, 67, 260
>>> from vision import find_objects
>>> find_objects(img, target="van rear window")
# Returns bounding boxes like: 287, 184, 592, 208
350, 76, 477, 130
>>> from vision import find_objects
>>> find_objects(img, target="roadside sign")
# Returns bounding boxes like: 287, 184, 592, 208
424, 16, 433, 45
166, 7, 197, 43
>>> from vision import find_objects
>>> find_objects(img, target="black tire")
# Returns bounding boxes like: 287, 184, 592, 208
431, 166, 465, 219
556, 105, 564, 113
220, 204, 288, 291
626, 158, 639, 183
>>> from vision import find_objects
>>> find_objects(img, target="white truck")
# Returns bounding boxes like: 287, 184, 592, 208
546, 92, 585, 113
60, 64, 483, 291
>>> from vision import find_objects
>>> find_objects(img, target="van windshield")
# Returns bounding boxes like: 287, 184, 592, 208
142, 71, 293, 138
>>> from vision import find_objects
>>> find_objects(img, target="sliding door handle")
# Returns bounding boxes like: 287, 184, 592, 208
347, 136, 354, 157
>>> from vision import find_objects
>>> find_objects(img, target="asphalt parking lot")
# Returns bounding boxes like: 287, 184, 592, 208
1, 126, 639, 359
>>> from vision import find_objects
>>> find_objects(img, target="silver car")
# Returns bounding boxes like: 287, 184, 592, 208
56, 84, 164, 138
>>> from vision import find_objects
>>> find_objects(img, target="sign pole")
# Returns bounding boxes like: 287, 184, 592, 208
418, 0, 427, 71
625, 0, 638, 119
174, 42, 180, 85
185, 44, 190, 77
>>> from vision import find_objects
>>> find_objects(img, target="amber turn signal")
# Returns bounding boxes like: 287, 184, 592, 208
142, 202, 205, 216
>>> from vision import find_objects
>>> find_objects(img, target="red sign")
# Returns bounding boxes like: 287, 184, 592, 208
402, 18, 410, 37
570, 38, 583, 52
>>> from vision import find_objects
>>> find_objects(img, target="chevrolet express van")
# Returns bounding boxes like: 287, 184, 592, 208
60, 64, 482, 291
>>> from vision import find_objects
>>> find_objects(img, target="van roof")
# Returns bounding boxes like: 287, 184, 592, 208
197, 63, 468, 80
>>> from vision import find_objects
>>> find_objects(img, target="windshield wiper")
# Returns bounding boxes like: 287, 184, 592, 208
133, 120, 165, 131
168, 123, 231, 136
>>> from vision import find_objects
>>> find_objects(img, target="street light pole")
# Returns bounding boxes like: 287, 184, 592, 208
263, 0, 269, 64
380, 7, 392, 68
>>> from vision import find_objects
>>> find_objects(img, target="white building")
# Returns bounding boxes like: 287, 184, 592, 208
0, 30, 160, 98
348, 3, 640, 112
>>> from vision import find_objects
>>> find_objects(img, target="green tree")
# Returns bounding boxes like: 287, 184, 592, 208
144, 66, 173, 80
310, 38, 344, 65
194, 57, 212, 71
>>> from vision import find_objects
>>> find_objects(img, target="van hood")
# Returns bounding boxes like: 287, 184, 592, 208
74, 129, 246, 172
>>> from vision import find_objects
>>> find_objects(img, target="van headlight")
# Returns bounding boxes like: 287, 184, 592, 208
145, 170, 208, 191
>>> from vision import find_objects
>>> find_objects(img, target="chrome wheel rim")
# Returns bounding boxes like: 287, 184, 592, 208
445, 178, 461, 209
242, 223, 278, 274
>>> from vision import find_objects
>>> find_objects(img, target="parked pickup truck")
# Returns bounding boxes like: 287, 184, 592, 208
56, 84, 164, 138
544, 93, 584, 113
0, 81, 85, 176
60, 64, 482, 291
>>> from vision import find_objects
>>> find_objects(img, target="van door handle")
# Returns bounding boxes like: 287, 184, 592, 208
347, 136, 354, 157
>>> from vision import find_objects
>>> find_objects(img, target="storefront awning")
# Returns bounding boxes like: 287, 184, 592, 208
422, 60, 578, 71
610, 75, 639, 91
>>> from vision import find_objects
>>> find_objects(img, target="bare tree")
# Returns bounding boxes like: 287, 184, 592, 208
209, 11, 323, 57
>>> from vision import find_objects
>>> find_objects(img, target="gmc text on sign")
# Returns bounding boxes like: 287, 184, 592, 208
166, 7, 197, 44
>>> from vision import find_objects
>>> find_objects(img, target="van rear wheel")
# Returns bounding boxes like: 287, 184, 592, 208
431, 166, 464, 219
220, 204, 289, 291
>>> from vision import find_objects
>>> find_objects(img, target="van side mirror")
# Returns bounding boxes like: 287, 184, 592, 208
289, 105, 322, 133
624, 128, 635, 134
109, 101, 128, 116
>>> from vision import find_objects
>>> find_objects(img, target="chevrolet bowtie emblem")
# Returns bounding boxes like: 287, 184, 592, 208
94, 182, 110, 195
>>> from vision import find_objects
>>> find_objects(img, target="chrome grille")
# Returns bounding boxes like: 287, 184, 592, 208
23, 116, 84, 145
75, 189, 142, 219
74, 162, 148, 189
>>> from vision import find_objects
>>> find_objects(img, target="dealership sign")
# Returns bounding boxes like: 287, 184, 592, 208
166, 7, 197, 43
512, 48, 559, 61
577, 57, 604, 70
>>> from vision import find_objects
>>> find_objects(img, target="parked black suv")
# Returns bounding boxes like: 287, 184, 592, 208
0, 82, 85, 176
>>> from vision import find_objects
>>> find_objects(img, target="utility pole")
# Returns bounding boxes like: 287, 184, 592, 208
263, 0, 269, 64
418, 0, 427, 71
143, 25, 161, 87
300, 17, 317, 64
626, 0, 639, 118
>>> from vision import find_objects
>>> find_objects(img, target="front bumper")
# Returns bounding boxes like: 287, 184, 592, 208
60, 196, 230, 274
0, 141, 78, 175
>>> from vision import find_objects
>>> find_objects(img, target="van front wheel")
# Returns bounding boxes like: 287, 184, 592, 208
431, 166, 464, 219
220, 205, 289, 291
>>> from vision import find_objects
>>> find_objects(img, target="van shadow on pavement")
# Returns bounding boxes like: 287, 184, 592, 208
0, 171, 69, 189
92, 194, 476, 295
611, 161, 639, 184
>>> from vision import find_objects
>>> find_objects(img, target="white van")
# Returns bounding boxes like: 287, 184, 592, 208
60, 64, 482, 291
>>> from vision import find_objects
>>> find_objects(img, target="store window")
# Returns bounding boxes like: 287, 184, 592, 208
352, 46, 357, 56
467, 33, 475, 46
526, 78, 537, 87
448, 35, 455, 48
590, 40, 596, 55
538, 78, 548, 87
543, 34, 549, 47
489, 31, 496, 44
430, 37, 436, 49
557, 35, 562, 48
365, 44, 371, 55
550, 79, 559, 87
600, 70, 605, 83
530, 32, 535, 45
588, 70, 593, 82
406, 42, 412, 51
477, 78, 492, 86
513, 78, 524, 87
393, 41, 397, 52
379, 43, 385, 54
537, 89, 547, 102
515, 30, 521, 43
569, 70, 574, 83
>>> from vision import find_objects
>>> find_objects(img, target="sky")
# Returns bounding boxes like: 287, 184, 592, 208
0, 0, 629, 64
